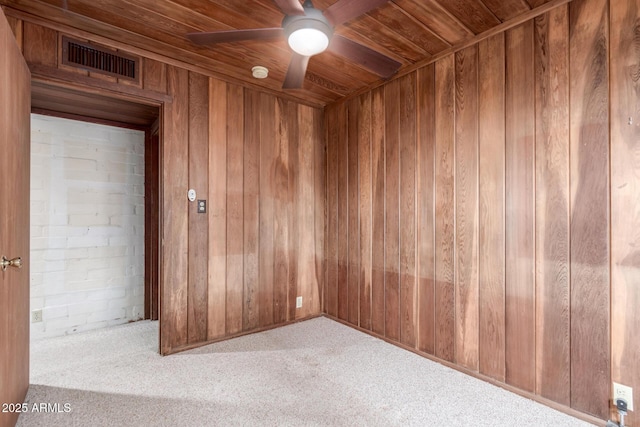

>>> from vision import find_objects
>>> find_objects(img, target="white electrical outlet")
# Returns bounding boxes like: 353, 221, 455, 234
613, 382, 634, 411
32, 309, 42, 323
296, 296, 302, 309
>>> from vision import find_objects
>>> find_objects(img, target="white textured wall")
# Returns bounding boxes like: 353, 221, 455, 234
30, 114, 145, 340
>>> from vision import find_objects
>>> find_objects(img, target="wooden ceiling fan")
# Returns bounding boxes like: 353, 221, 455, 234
187, 0, 401, 89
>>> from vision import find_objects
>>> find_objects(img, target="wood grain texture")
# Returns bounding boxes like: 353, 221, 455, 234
454, 44, 479, 371
347, 97, 360, 326
358, 93, 373, 331
384, 78, 401, 342
533, 6, 570, 406
22, 20, 56, 66
243, 89, 261, 330
296, 104, 322, 318
144, 132, 160, 321
272, 98, 291, 323
160, 65, 189, 353
259, 92, 276, 327
336, 102, 349, 321
505, 21, 536, 392
30, 81, 158, 127
437, 0, 501, 34
3, 0, 550, 106
325, 104, 339, 318
187, 71, 209, 344
313, 106, 326, 317
434, 54, 456, 362
399, 73, 417, 348
14, 9, 326, 356
143, 58, 167, 94
392, 0, 474, 45
482, 0, 531, 22
370, 86, 386, 336
0, 9, 30, 426
287, 101, 300, 321
5, 13, 23, 49
611, 0, 640, 423
207, 77, 227, 339
416, 64, 436, 355
320, 1, 624, 421
225, 83, 244, 335
477, 32, 506, 382
570, 0, 611, 419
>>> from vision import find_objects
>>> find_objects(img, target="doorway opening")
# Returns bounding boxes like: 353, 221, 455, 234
29, 81, 160, 341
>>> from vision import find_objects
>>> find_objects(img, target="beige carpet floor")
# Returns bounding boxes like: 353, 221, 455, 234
17, 317, 594, 426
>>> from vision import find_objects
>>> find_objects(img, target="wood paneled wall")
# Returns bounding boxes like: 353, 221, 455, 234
162, 74, 325, 353
9, 14, 326, 355
326, 0, 638, 422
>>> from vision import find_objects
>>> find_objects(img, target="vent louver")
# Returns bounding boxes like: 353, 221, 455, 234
62, 36, 140, 82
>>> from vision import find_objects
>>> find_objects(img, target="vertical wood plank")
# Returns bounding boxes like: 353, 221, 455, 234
0, 11, 30, 425
358, 93, 373, 331
22, 22, 56, 66
348, 98, 360, 326
337, 102, 349, 321
534, 6, 571, 406
399, 73, 417, 348
434, 54, 456, 362
326, 105, 339, 318
288, 102, 301, 321
160, 65, 189, 353
144, 132, 160, 321
207, 78, 227, 339
371, 87, 386, 336
571, 0, 611, 418
384, 79, 401, 342
611, 0, 640, 423
455, 45, 479, 371
273, 98, 291, 323
478, 32, 506, 381
225, 83, 244, 335
143, 58, 167, 94
505, 21, 536, 393
187, 71, 209, 344
313, 107, 326, 316
417, 64, 436, 355
243, 89, 260, 330
297, 105, 321, 318
259, 93, 276, 327
5, 15, 22, 51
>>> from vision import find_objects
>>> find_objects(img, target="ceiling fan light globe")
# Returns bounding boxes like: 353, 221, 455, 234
288, 28, 329, 56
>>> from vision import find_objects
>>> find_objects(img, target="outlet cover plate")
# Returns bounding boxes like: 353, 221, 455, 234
613, 382, 634, 411
32, 309, 43, 323
296, 296, 302, 309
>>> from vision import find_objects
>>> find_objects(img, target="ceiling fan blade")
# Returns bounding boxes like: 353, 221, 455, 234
272, 0, 305, 16
323, 0, 390, 26
187, 28, 283, 45
283, 53, 310, 89
328, 35, 401, 78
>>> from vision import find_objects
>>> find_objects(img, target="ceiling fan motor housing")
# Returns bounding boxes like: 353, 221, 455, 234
282, 7, 334, 48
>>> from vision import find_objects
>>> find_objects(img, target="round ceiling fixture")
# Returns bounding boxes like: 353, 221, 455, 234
283, 6, 333, 57
251, 66, 269, 79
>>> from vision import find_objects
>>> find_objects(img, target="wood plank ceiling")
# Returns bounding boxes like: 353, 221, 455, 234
1, 0, 556, 106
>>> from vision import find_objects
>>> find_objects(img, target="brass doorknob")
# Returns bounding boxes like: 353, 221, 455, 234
1, 256, 22, 272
